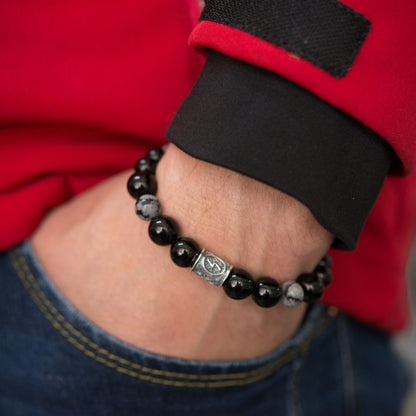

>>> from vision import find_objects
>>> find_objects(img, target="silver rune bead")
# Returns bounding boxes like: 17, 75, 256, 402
191, 249, 232, 287
281, 281, 305, 307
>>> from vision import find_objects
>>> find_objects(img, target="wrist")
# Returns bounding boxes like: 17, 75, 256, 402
156, 144, 334, 282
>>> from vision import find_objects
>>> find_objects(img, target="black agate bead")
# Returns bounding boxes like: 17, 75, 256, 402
135, 157, 157, 175
128, 148, 333, 310
170, 238, 199, 268
252, 278, 282, 308
127, 172, 155, 199
314, 266, 332, 287
319, 255, 333, 269
146, 148, 164, 163
148, 216, 178, 246
223, 269, 254, 300
297, 273, 325, 302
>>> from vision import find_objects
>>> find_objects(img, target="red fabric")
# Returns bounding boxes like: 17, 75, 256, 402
324, 174, 416, 331
190, 0, 416, 174
0, 0, 203, 249
0, 1, 415, 332
189, 0, 416, 332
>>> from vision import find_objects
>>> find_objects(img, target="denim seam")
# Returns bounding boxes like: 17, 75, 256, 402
337, 315, 358, 415
9, 247, 333, 388
286, 357, 304, 416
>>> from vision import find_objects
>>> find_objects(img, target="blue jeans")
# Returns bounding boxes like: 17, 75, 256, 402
0, 241, 410, 415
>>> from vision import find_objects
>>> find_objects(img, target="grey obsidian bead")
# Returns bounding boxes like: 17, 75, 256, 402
281, 281, 304, 307
135, 194, 160, 221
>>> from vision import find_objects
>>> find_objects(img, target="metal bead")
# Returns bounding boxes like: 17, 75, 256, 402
281, 281, 304, 307
148, 216, 178, 246
252, 278, 282, 308
191, 250, 232, 287
135, 194, 160, 221
223, 269, 254, 299
170, 238, 199, 268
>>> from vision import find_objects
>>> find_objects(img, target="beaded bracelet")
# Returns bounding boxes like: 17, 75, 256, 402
127, 148, 333, 308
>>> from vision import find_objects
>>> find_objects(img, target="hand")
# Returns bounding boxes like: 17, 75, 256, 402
31, 144, 333, 360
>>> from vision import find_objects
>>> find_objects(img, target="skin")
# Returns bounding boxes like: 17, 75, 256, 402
31, 144, 333, 361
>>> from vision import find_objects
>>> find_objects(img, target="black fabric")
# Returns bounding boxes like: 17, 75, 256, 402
166, 52, 392, 250
200, 0, 371, 78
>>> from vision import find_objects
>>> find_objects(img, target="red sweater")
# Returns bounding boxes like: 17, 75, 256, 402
1, 0, 415, 332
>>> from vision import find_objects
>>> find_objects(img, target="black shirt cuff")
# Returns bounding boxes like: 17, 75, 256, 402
166, 51, 392, 250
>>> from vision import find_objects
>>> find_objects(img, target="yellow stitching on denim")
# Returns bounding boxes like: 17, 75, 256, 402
11, 249, 293, 384
11, 248, 298, 381
10, 248, 331, 387
11, 248, 330, 386
10, 249, 293, 383
10, 251, 290, 387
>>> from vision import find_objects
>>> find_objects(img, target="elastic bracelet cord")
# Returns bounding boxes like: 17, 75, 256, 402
127, 148, 333, 308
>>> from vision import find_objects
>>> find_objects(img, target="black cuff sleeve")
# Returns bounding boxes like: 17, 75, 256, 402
166, 51, 392, 250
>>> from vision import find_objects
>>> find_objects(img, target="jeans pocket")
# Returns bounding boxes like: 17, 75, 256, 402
1, 240, 337, 415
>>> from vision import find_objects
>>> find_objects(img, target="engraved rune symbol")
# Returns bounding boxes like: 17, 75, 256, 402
204, 256, 225, 276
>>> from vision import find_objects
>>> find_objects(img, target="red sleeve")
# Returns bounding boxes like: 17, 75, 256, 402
189, 0, 416, 174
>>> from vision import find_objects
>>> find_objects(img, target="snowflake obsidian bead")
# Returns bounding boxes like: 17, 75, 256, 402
135, 194, 160, 221
281, 281, 304, 307
129, 148, 333, 309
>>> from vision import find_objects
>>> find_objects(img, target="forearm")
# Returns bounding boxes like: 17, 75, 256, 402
31, 145, 333, 360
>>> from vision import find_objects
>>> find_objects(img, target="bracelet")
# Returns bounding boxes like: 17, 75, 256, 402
127, 148, 333, 308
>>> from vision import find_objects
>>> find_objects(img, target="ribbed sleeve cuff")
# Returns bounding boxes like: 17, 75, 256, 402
166, 51, 392, 250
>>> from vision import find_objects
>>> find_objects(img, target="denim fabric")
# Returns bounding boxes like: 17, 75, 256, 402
0, 241, 410, 415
